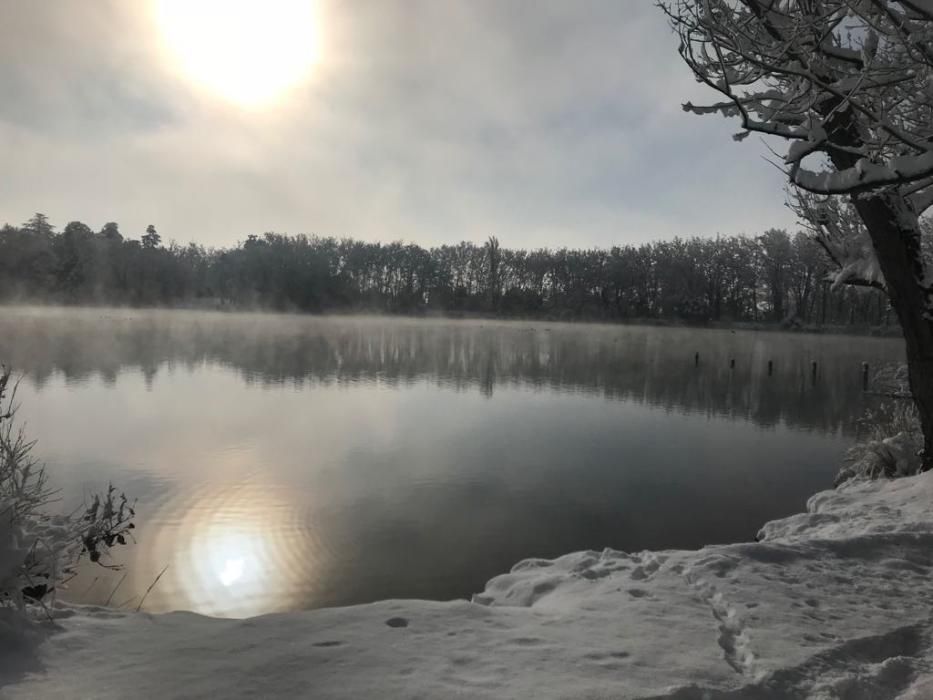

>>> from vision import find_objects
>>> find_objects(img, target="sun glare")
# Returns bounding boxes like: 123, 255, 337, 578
218, 557, 246, 587
154, 0, 320, 108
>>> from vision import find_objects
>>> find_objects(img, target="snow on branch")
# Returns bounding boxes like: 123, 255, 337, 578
900, 1, 933, 22
791, 193, 887, 291
660, 0, 933, 198
912, 182, 933, 215
661, 0, 933, 306
792, 152, 933, 195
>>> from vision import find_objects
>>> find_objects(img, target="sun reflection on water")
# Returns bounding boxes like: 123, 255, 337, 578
219, 557, 245, 587
144, 483, 322, 618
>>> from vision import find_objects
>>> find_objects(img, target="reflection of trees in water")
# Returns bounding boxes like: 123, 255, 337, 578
0, 311, 902, 435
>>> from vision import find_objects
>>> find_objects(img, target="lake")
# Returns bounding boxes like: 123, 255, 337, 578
0, 307, 903, 617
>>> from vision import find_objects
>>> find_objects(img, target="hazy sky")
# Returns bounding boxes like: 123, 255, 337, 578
0, 1, 797, 249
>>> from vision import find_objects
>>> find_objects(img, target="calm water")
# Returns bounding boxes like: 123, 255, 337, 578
0, 307, 903, 617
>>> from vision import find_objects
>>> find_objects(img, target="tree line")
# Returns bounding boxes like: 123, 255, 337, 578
0, 212, 892, 326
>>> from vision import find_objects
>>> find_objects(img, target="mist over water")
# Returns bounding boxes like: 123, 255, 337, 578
0, 307, 904, 617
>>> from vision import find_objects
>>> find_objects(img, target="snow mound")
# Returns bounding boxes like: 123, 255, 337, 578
758, 470, 933, 541
5, 473, 933, 699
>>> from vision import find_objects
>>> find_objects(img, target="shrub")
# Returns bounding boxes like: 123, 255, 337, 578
0, 367, 134, 613
836, 371, 923, 485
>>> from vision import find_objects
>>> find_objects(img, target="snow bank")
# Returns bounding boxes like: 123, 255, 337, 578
5, 474, 933, 699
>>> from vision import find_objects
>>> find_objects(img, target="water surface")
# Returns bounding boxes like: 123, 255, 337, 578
0, 307, 903, 617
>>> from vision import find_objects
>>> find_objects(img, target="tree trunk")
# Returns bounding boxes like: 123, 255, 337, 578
820, 282, 827, 326
854, 193, 933, 470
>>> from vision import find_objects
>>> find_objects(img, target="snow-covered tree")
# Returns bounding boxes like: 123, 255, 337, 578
660, 0, 933, 467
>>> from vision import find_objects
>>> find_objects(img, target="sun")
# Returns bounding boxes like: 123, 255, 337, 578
154, 0, 320, 108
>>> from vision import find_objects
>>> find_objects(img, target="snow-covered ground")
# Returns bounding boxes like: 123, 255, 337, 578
5, 473, 933, 699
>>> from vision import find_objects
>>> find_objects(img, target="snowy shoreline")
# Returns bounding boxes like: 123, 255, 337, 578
5, 474, 933, 699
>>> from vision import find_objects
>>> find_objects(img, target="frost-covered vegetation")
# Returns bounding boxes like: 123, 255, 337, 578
0, 368, 134, 613
834, 364, 926, 484
841, 404, 922, 483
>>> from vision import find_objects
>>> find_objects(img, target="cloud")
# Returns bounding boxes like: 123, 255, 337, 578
0, 1, 178, 137
0, 1, 798, 247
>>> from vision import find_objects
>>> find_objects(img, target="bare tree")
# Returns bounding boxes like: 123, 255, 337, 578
660, 0, 933, 467
485, 236, 502, 310
758, 228, 794, 321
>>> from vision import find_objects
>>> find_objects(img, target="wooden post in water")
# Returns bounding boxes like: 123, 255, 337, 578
811, 361, 818, 384
695, 351, 699, 367
768, 360, 773, 376
730, 358, 735, 369
862, 362, 870, 391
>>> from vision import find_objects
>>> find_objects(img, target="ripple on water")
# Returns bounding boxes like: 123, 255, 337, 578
140, 481, 328, 617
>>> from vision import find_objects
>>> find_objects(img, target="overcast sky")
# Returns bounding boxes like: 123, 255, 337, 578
0, 1, 798, 249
